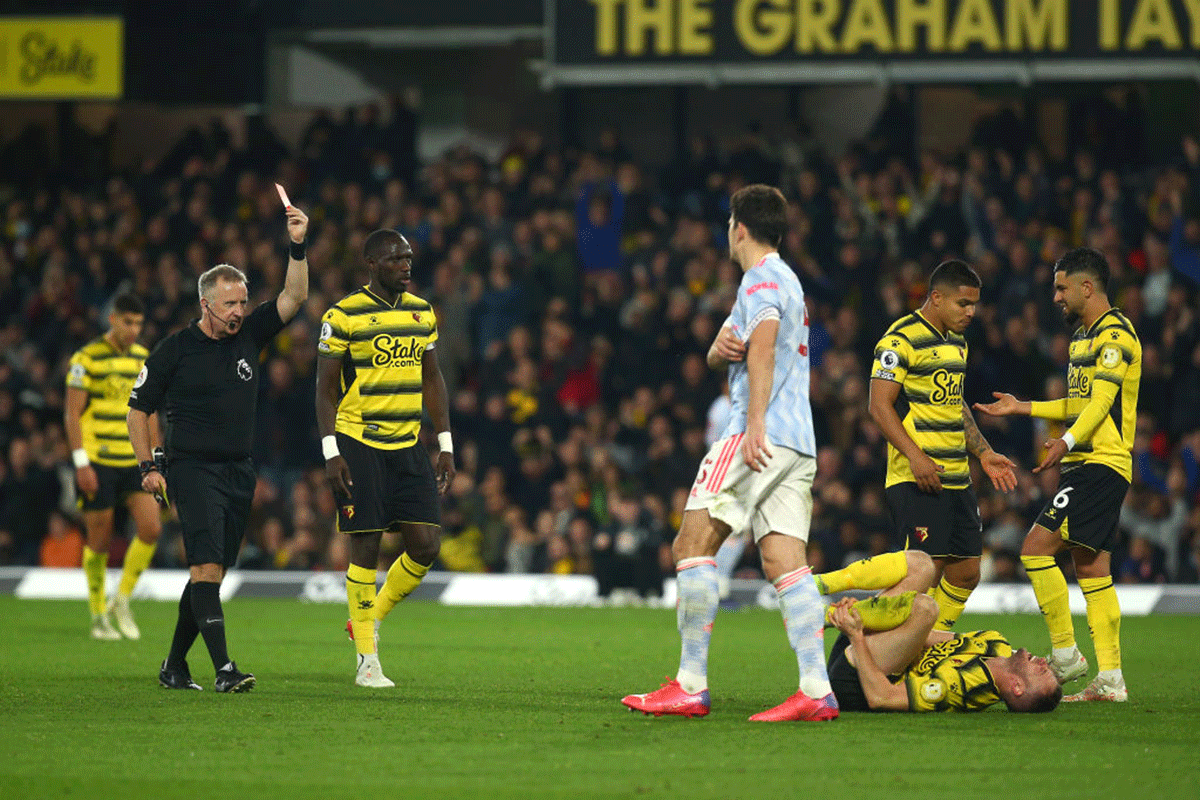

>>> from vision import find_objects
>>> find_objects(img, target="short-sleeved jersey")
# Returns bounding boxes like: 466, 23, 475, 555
901, 630, 1010, 712
721, 253, 816, 457
66, 337, 149, 467
318, 287, 437, 450
872, 312, 970, 490
1063, 309, 1141, 481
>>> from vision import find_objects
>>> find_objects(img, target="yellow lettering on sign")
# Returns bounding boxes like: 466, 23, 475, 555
1126, 0, 1181, 49
590, 0, 624, 55
1006, 0, 1066, 50
735, 0, 793, 56
842, 0, 895, 52
797, 0, 839, 52
1184, 0, 1200, 48
679, 0, 715, 54
896, 0, 946, 52
626, 0, 674, 55
948, 0, 1003, 51
1099, 0, 1120, 49
0, 17, 122, 99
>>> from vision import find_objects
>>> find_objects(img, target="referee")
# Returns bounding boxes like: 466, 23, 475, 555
127, 203, 309, 693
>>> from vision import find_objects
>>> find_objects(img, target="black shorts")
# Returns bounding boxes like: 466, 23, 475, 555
827, 633, 872, 712
885, 483, 982, 559
1035, 463, 1129, 553
336, 433, 440, 534
77, 463, 144, 512
167, 458, 255, 568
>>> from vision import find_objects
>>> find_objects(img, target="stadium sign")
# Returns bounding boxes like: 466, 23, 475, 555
0, 16, 122, 99
545, 0, 1200, 85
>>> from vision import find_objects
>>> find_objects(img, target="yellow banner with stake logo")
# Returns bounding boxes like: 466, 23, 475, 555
0, 17, 122, 99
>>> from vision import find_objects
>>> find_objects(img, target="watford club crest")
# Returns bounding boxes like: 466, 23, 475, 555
341, 504, 355, 520
914, 526, 929, 543
412, 312, 422, 323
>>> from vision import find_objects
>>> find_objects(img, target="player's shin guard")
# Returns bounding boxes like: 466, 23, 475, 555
118, 537, 156, 598
1021, 555, 1075, 649
675, 557, 718, 695
776, 567, 832, 699
83, 546, 107, 616
931, 577, 972, 631
346, 564, 378, 656
374, 553, 428, 621
1079, 576, 1121, 673
814, 550, 907, 595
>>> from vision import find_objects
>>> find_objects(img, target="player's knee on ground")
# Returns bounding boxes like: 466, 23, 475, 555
906, 551, 936, 592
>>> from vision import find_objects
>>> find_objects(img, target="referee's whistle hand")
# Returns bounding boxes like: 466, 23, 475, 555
142, 471, 166, 498
325, 455, 353, 500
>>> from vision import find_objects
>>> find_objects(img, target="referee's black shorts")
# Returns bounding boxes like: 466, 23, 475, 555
335, 433, 440, 534
1035, 463, 1129, 553
167, 457, 255, 568
885, 483, 982, 559
77, 463, 144, 512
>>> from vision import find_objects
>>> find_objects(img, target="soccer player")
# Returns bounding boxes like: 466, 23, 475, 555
65, 293, 162, 640
974, 247, 1140, 702
622, 184, 836, 722
316, 229, 455, 688
865, 260, 1018, 632
130, 203, 310, 693
825, 590, 1062, 714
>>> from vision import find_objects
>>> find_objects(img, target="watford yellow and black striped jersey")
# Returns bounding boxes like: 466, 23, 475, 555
1061, 310, 1141, 481
66, 337, 149, 467
317, 287, 437, 450
901, 630, 1010, 712
872, 312, 969, 490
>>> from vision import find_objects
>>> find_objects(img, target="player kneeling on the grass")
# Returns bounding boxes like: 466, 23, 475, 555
622, 185, 835, 722
65, 292, 162, 641
316, 229, 455, 689
822, 553, 1061, 714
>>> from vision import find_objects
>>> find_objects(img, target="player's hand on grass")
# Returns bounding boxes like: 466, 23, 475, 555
980, 450, 1018, 493
742, 419, 771, 472
713, 326, 746, 364
973, 391, 1021, 417
435, 451, 455, 496
910, 452, 944, 494
76, 464, 99, 497
1034, 438, 1069, 474
325, 454, 353, 500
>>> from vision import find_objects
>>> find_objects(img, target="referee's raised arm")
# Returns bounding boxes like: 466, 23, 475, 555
275, 204, 310, 323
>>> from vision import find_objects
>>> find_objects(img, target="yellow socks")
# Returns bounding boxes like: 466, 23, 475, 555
83, 546, 107, 616
1022, 555, 1075, 649
1079, 576, 1121, 673
931, 577, 972, 631
375, 553, 429, 621
815, 551, 908, 595
346, 564, 377, 656
826, 591, 917, 631
118, 537, 156, 598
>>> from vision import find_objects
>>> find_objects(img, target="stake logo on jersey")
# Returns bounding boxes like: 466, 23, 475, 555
66, 338, 150, 467
318, 287, 437, 450
872, 312, 970, 490
901, 630, 1010, 712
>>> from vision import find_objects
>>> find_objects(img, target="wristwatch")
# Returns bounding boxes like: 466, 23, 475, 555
139, 460, 158, 477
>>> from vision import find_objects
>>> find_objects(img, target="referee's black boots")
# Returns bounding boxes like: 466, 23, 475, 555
214, 661, 256, 693
159, 660, 202, 691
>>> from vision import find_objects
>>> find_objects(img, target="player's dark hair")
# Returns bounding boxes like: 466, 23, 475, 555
928, 259, 981, 294
111, 292, 144, 316
1004, 682, 1062, 714
363, 229, 407, 262
730, 184, 787, 248
1055, 247, 1109, 293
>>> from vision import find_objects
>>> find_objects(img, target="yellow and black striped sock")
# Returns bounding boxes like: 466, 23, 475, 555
375, 553, 429, 621
1079, 576, 1121, 673
931, 577, 972, 631
346, 564, 377, 656
118, 537, 156, 598
815, 551, 908, 595
1021, 555, 1075, 649
82, 546, 107, 617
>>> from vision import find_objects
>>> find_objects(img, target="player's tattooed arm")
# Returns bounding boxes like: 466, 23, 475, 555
962, 404, 992, 457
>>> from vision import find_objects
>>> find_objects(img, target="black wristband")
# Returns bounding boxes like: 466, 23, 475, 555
139, 460, 158, 477
289, 240, 306, 261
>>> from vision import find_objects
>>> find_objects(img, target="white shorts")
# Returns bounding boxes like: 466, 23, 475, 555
684, 433, 815, 543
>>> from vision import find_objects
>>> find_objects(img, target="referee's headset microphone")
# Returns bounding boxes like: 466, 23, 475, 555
202, 298, 237, 332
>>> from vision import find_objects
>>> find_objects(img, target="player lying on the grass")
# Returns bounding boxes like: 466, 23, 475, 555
821, 554, 1062, 713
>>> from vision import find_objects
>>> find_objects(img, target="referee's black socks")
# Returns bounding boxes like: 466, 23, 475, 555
190, 581, 230, 671
166, 581, 199, 670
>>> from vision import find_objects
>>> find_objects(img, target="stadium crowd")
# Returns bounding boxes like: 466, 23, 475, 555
2, 94, 1200, 594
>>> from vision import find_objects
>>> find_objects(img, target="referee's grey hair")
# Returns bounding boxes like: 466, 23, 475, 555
197, 264, 248, 302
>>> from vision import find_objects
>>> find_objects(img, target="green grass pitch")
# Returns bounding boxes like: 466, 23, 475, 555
1, 596, 1198, 800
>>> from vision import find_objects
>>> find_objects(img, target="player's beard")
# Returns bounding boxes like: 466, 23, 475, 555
1061, 305, 1081, 327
